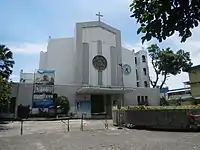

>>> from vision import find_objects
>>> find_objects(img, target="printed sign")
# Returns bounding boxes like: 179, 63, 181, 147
34, 70, 55, 85
32, 70, 55, 108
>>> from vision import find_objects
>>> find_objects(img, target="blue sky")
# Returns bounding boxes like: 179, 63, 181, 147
0, 0, 200, 89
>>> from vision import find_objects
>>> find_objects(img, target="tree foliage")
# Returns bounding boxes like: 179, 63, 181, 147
0, 75, 11, 106
0, 45, 14, 106
55, 96, 70, 114
0, 45, 15, 79
160, 97, 169, 106
148, 44, 193, 89
130, 0, 200, 43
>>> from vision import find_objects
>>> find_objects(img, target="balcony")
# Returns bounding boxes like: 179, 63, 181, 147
184, 81, 200, 85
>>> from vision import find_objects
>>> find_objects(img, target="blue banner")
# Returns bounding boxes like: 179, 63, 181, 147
37, 70, 55, 74
32, 99, 53, 108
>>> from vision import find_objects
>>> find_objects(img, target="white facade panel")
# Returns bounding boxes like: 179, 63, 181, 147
82, 27, 116, 86
122, 48, 137, 87
89, 40, 98, 86
46, 38, 75, 85
39, 51, 47, 70
102, 44, 111, 86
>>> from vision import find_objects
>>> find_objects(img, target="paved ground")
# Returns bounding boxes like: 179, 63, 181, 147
0, 120, 200, 150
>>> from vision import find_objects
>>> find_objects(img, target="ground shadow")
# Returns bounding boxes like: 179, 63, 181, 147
125, 125, 200, 133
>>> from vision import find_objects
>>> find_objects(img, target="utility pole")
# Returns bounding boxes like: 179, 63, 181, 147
118, 63, 124, 129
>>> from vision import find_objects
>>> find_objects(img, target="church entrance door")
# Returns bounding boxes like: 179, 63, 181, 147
91, 95, 105, 116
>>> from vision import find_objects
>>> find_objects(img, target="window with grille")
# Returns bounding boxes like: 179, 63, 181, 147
137, 82, 140, 87
144, 81, 148, 87
142, 55, 146, 62
143, 68, 147, 75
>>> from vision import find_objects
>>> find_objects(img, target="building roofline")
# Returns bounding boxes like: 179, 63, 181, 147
190, 65, 200, 70
76, 21, 120, 33
168, 87, 190, 92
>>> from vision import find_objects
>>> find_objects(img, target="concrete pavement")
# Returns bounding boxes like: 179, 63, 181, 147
0, 120, 200, 150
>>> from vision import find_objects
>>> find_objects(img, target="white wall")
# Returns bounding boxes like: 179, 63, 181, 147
20, 72, 34, 83
124, 87, 160, 106
39, 51, 47, 70
82, 27, 116, 86
135, 50, 150, 87
122, 48, 137, 87
46, 38, 75, 85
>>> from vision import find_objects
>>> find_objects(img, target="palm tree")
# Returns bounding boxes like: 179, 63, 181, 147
0, 45, 15, 79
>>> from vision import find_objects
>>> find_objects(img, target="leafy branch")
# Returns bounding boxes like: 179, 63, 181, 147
148, 44, 193, 89
130, 0, 200, 43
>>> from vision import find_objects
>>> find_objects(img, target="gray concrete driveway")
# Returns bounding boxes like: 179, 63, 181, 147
0, 120, 200, 150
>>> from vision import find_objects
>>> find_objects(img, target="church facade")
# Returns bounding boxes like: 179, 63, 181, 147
16, 21, 160, 118
39, 21, 150, 88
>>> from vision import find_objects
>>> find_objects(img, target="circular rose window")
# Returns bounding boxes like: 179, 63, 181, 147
92, 55, 107, 71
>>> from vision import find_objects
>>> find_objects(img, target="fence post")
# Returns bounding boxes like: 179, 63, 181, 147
80, 113, 84, 131
118, 110, 123, 129
105, 113, 108, 129
20, 120, 23, 135
67, 118, 70, 132
80, 113, 87, 131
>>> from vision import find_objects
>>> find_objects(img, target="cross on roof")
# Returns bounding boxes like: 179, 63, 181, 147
96, 12, 103, 22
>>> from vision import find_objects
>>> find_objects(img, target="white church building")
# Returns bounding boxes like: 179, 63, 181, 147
17, 20, 160, 118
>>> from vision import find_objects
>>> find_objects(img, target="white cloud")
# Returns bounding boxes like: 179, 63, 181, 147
5, 43, 47, 54
123, 41, 153, 52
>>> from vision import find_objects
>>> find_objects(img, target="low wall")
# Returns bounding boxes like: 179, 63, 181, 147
113, 109, 200, 130
0, 113, 15, 119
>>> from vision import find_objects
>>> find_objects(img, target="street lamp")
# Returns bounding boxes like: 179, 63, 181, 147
118, 63, 124, 129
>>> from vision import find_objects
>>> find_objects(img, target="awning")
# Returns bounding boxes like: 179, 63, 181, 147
184, 81, 200, 85
194, 96, 200, 100
76, 86, 135, 94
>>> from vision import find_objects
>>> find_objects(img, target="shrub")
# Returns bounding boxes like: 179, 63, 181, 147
191, 100, 200, 106
113, 105, 200, 111
56, 96, 70, 114
160, 97, 169, 106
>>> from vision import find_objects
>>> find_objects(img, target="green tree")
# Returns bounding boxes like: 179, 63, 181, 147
0, 75, 11, 106
160, 97, 169, 106
148, 44, 193, 89
0, 45, 14, 107
55, 96, 70, 115
130, 0, 200, 43
0, 45, 15, 79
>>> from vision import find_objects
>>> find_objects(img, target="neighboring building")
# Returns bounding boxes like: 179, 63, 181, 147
160, 87, 169, 98
159, 87, 193, 105
13, 20, 160, 118
184, 65, 200, 99
167, 88, 192, 100
19, 70, 34, 83
159, 87, 192, 100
